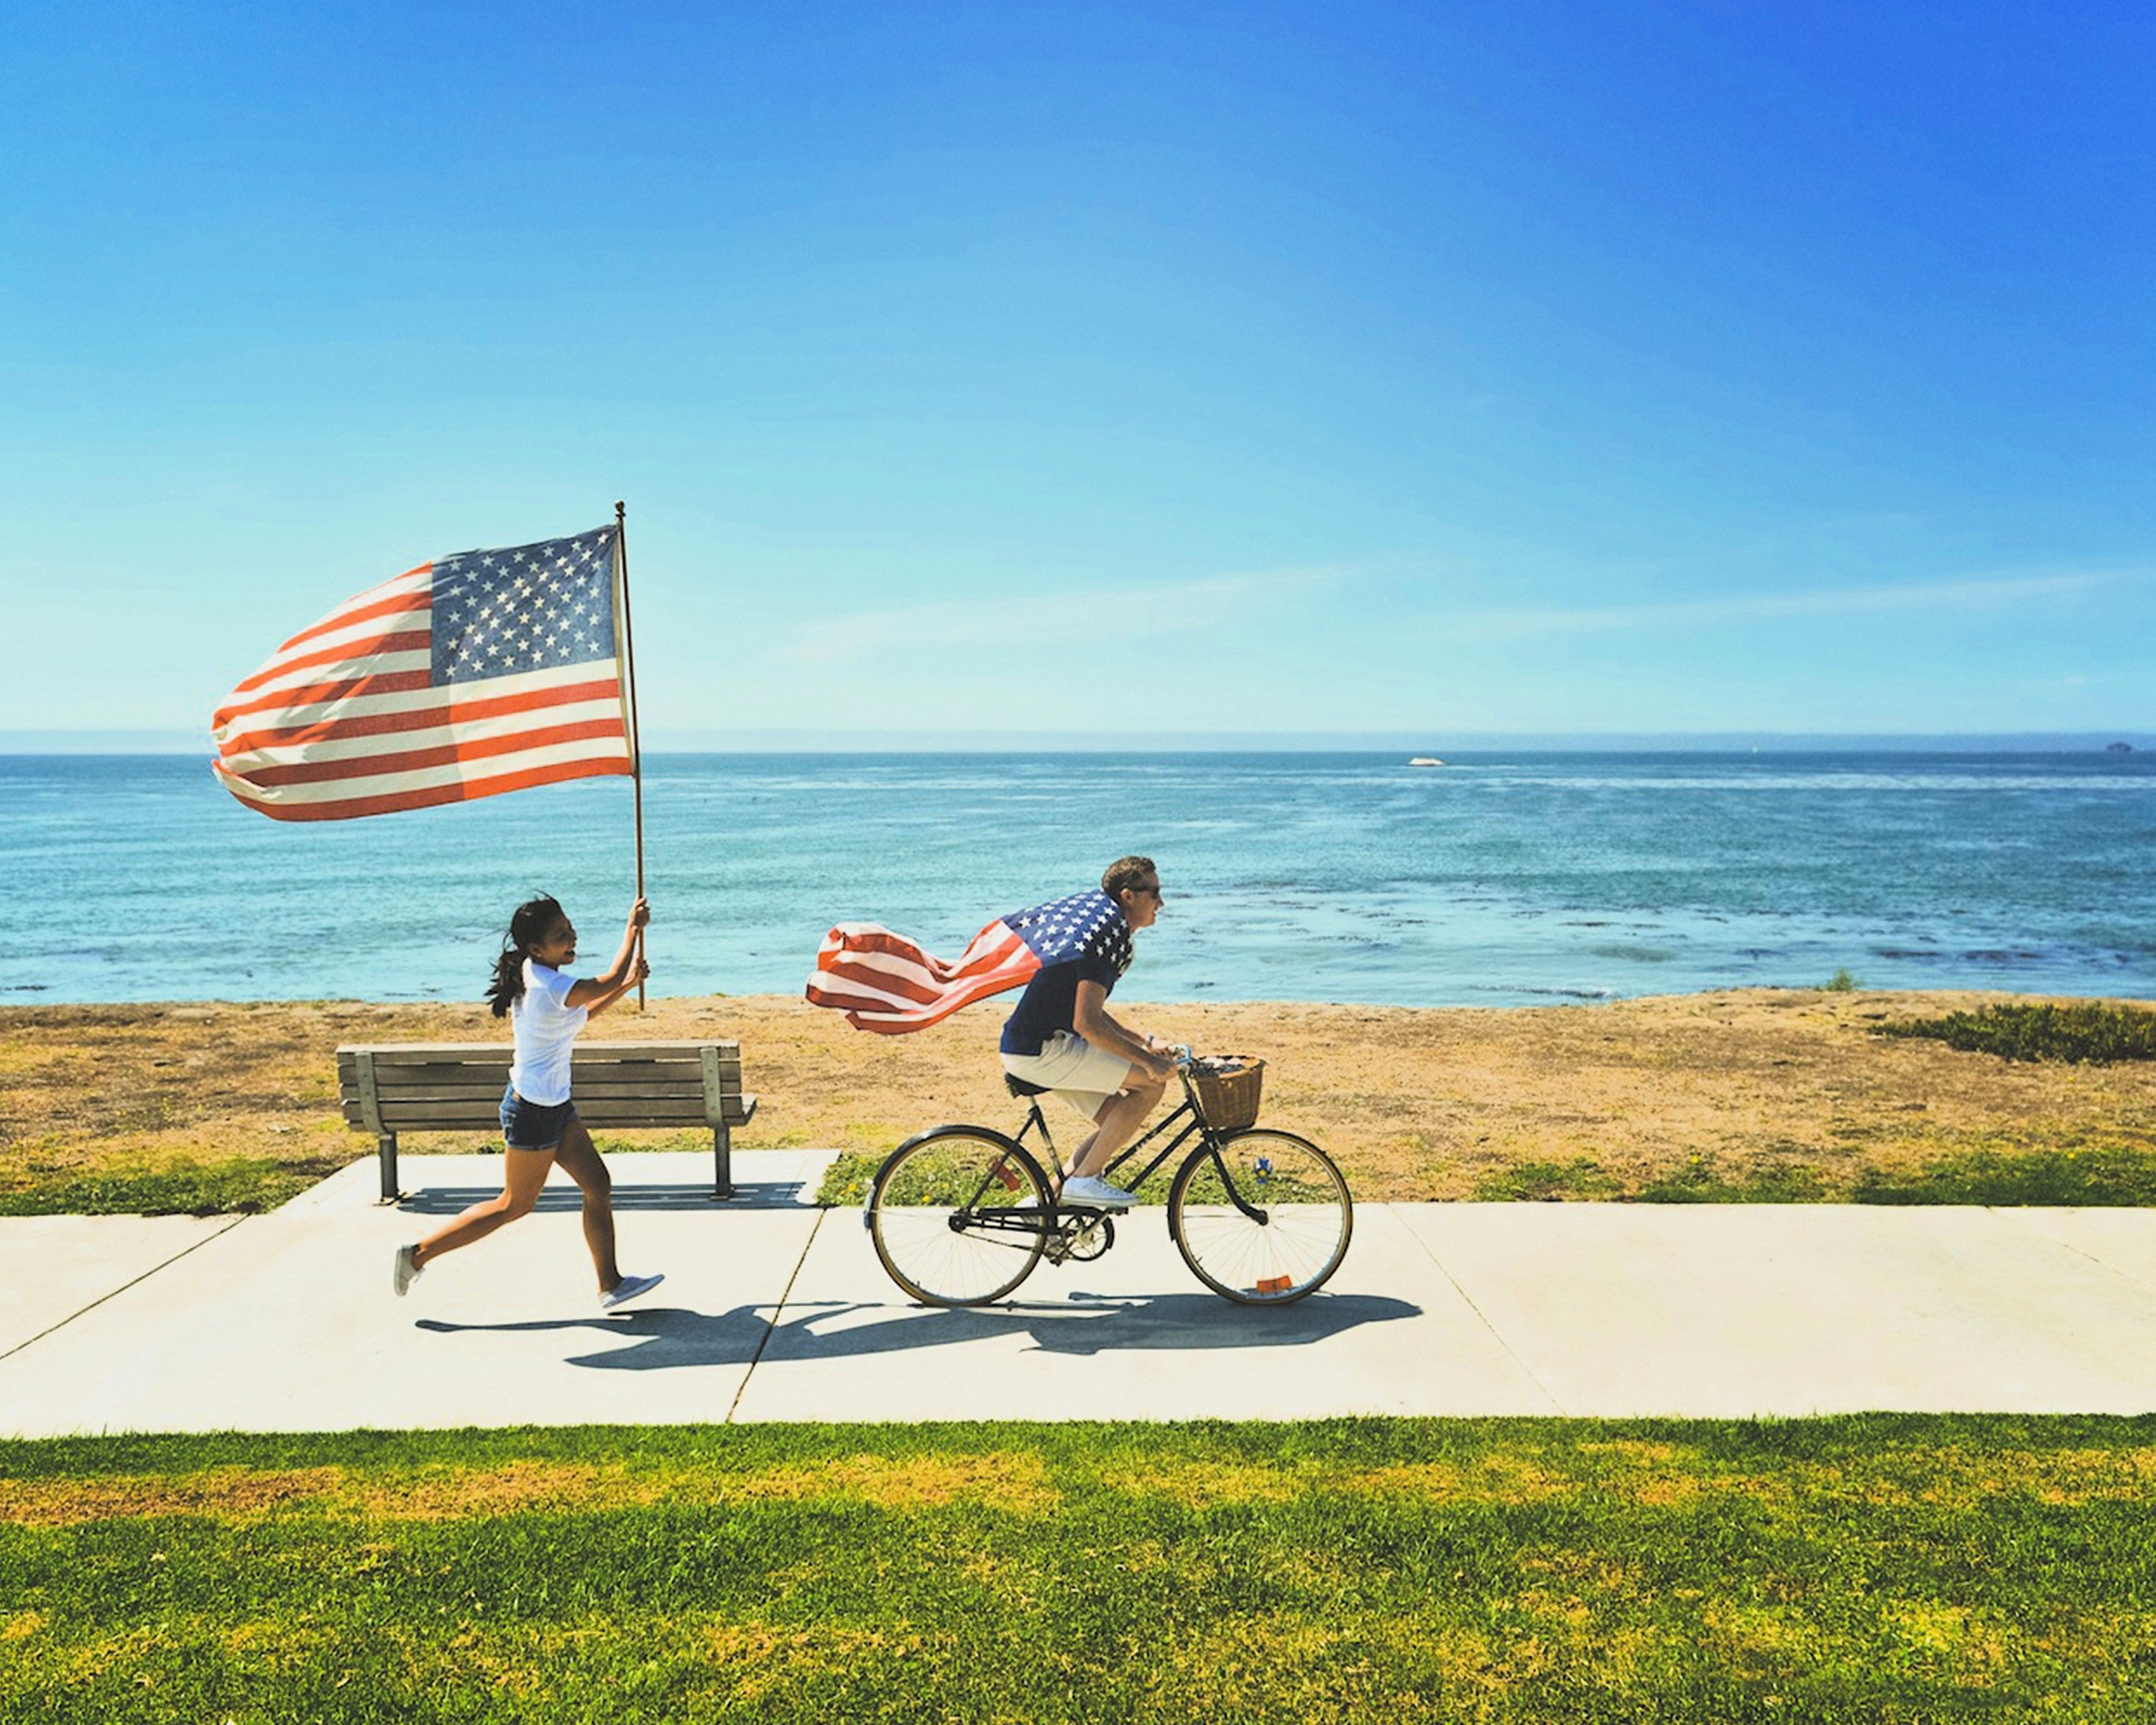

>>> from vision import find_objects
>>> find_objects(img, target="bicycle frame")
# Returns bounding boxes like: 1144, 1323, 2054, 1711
868, 1059, 1353, 1306
1008, 1067, 1272, 1225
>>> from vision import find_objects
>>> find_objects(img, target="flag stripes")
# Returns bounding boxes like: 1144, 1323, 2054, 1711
211, 528, 630, 823
806, 919, 1041, 1033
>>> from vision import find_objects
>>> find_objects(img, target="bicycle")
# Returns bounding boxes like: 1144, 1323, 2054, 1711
864, 1052, 1353, 1307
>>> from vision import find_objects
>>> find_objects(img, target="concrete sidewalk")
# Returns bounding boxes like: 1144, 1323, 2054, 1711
4, 1151, 2155, 1436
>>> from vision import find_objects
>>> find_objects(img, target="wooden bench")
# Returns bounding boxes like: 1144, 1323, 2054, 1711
337, 1040, 756, 1203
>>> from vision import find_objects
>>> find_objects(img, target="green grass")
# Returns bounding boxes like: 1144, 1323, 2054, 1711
1878, 1000, 2156, 1063
6, 1417, 2156, 1721
0, 1156, 333, 1217
0, 1139, 717, 1218
1854, 1146, 2156, 1206
1473, 1155, 1833, 1205
1472, 1156, 1626, 1201
1634, 1156, 1831, 1204
1473, 1149, 2156, 1207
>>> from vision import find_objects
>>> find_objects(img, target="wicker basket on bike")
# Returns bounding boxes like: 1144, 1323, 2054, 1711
1187, 1054, 1264, 1131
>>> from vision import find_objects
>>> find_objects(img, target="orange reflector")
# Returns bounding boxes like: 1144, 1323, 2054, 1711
1256, 1275, 1293, 1294
989, 1158, 1021, 1192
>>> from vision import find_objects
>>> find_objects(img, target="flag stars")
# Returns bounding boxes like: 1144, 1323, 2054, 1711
430, 527, 618, 687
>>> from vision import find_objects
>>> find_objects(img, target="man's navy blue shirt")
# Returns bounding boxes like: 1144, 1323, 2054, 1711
999, 894, 1133, 1056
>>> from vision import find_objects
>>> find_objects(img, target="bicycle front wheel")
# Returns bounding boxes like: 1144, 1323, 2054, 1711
1167, 1129, 1353, 1305
867, 1127, 1051, 1307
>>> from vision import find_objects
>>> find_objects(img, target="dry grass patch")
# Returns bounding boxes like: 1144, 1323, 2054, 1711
1131, 1457, 1315, 1506
0, 1466, 346, 1527
733, 1450, 1057, 1513
1353, 1454, 1575, 1505
6, 988, 2156, 1210
0, 1452, 1060, 1527
1787, 1445, 2156, 1510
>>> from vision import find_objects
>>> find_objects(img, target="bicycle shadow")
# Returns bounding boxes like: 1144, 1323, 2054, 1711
414, 1290, 1422, 1372
797, 1290, 1425, 1361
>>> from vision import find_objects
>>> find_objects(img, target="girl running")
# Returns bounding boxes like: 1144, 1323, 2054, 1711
392, 892, 663, 1309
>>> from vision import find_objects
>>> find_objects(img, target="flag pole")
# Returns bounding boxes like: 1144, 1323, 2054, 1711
614, 499, 648, 1010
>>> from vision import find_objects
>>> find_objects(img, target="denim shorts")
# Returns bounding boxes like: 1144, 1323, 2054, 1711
500, 1083, 578, 1151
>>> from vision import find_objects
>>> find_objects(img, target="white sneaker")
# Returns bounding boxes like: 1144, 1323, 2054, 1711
1059, 1175, 1136, 1210
601, 1272, 665, 1310
392, 1243, 422, 1297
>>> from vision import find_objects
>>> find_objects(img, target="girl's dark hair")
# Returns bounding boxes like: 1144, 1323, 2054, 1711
487, 895, 567, 1018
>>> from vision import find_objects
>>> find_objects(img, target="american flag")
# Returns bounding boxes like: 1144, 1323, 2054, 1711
211, 527, 632, 822
806, 889, 1133, 1034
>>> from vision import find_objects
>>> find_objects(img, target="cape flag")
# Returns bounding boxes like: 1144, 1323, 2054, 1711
807, 889, 1133, 1034
211, 526, 632, 822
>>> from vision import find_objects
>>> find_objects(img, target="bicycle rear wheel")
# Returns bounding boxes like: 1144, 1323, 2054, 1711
1167, 1129, 1353, 1305
867, 1127, 1052, 1307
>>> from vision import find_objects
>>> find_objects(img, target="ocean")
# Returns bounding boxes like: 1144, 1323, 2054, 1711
2, 751, 2151, 1008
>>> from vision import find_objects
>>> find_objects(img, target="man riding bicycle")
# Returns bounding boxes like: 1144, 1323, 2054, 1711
997, 855, 1176, 1209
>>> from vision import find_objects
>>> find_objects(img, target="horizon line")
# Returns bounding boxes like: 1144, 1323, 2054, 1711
4, 726, 2150, 758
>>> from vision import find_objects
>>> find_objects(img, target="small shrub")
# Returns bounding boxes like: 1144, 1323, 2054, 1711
1878, 1002, 2156, 1064
1824, 968, 1859, 992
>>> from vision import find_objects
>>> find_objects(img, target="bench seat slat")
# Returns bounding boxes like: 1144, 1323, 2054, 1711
359, 1073, 728, 1092
340, 1096, 757, 1121
338, 1041, 738, 1064
341, 1113, 716, 1121
341, 1040, 753, 1201
343, 1099, 754, 1126
336, 1052, 742, 1078
345, 1100, 711, 1121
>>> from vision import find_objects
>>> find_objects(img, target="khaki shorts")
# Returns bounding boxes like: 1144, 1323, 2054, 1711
1000, 1030, 1138, 1123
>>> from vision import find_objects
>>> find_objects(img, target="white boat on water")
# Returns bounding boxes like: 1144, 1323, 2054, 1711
1408, 756, 1445, 767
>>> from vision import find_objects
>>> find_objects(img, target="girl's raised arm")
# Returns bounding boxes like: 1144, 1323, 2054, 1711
566, 897, 650, 1009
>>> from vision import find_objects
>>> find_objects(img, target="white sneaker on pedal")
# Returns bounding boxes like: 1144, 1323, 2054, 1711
1059, 1175, 1136, 1210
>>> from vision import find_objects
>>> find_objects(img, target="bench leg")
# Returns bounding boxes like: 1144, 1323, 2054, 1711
713, 1123, 734, 1202
378, 1132, 402, 1204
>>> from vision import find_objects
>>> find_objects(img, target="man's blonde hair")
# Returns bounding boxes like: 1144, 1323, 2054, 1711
1101, 855, 1157, 900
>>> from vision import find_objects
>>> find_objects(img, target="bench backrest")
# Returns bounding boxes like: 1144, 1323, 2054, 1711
338, 1041, 747, 1135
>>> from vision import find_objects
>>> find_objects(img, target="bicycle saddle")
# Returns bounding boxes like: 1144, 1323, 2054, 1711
1003, 1073, 1051, 1098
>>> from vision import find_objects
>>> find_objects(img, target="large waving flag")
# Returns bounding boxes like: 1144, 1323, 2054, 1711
807, 890, 1132, 1034
212, 526, 631, 822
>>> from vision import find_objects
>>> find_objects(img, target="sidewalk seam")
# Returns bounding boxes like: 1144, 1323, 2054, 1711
2000, 1208, 2156, 1300
725, 1206, 827, 1423
0, 1216, 251, 1365
1386, 1207, 1570, 1415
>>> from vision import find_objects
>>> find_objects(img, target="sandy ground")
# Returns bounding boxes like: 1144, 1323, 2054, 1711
4, 989, 2152, 1205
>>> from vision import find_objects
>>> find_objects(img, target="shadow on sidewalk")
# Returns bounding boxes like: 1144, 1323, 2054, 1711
397, 1182, 811, 1213
415, 1291, 1420, 1371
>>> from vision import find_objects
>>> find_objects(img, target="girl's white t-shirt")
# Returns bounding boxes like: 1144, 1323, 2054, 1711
508, 960, 588, 1105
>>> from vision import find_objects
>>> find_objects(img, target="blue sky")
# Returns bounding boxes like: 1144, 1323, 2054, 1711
3, 0, 2150, 743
